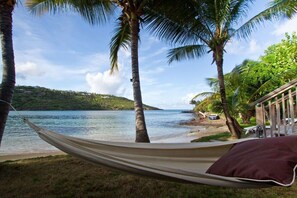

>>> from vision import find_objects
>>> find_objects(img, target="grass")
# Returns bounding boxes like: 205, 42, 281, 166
191, 119, 254, 142
191, 132, 231, 142
1, 155, 297, 198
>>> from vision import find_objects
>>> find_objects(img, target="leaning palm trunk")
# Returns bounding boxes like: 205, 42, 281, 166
0, 0, 16, 145
214, 47, 241, 139
130, 16, 150, 143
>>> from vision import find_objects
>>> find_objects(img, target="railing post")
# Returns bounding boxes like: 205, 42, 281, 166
282, 93, 287, 135
251, 79, 297, 138
269, 100, 276, 137
289, 90, 295, 134
276, 98, 281, 137
256, 103, 266, 138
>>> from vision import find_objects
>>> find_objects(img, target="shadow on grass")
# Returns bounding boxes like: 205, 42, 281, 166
0, 155, 296, 198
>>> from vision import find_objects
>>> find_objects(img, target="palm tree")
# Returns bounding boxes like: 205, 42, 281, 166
146, 0, 297, 139
0, 0, 16, 146
26, 0, 171, 142
110, 0, 209, 142
108, 1, 155, 143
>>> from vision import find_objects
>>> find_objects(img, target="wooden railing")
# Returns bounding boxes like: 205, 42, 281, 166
251, 78, 297, 138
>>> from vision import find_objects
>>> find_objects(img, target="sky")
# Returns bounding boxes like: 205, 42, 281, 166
1, 0, 297, 109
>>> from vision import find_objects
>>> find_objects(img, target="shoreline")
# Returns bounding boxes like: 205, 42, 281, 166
180, 116, 229, 139
1, 117, 229, 162
0, 118, 228, 162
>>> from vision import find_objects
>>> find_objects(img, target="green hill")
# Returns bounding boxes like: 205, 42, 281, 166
12, 86, 159, 110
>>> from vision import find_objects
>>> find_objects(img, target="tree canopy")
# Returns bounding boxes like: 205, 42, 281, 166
193, 32, 297, 124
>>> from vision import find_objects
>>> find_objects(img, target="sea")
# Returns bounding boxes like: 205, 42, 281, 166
0, 110, 202, 155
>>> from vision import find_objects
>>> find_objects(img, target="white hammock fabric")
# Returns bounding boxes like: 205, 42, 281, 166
24, 119, 273, 188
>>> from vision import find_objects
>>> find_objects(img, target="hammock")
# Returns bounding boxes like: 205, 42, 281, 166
24, 119, 274, 188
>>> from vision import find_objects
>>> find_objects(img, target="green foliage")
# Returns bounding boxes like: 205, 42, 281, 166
249, 32, 297, 96
193, 32, 297, 123
191, 132, 231, 142
26, 0, 116, 25
238, 117, 256, 127
110, 16, 131, 72
11, 86, 159, 110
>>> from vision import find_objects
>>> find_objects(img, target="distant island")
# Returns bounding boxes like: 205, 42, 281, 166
12, 86, 160, 110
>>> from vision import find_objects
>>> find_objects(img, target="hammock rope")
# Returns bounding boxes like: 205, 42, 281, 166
0, 99, 26, 121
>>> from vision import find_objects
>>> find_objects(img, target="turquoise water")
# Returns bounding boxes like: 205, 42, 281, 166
0, 110, 197, 154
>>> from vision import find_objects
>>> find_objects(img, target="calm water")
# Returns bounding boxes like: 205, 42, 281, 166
0, 110, 198, 154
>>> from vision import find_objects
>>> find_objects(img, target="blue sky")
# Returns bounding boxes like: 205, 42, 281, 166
2, 0, 297, 109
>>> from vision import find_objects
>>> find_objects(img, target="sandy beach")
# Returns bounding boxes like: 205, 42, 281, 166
180, 116, 229, 139
0, 117, 229, 162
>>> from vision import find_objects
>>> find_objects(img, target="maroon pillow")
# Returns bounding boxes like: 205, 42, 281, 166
206, 136, 297, 186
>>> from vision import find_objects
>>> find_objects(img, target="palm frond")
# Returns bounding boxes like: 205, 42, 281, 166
143, 0, 211, 46
206, 77, 219, 89
270, 0, 297, 18
234, 0, 297, 40
167, 44, 208, 64
143, 10, 197, 46
224, 0, 254, 30
26, 0, 116, 25
232, 87, 240, 108
109, 14, 131, 73
195, 99, 210, 111
192, 91, 215, 101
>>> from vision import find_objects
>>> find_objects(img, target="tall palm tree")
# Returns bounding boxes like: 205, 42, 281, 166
109, 1, 152, 142
146, 0, 297, 139
26, 0, 167, 142
0, 0, 16, 146
110, 0, 210, 142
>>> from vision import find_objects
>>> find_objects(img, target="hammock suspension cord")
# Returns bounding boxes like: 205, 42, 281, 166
0, 99, 26, 121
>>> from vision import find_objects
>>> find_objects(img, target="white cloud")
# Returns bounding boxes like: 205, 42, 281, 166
182, 93, 197, 104
120, 48, 131, 59
86, 68, 128, 96
273, 16, 297, 36
142, 83, 209, 110
226, 39, 261, 55
140, 68, 167, 86
225, 39, 243, 54
81, 52, 110, 70
16, 61, 45, 78
248, 39, 261, 54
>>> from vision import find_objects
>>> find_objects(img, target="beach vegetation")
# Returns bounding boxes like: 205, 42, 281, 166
146, 0, 297, 139
247, 32, 297, 96
192, 32, 297, 124
0, 0, 17, 145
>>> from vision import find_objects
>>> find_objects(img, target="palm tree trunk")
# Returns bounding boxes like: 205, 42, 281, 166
130, 15, 150, 143
0, 0, 16, 146
214, 46, 241, 139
